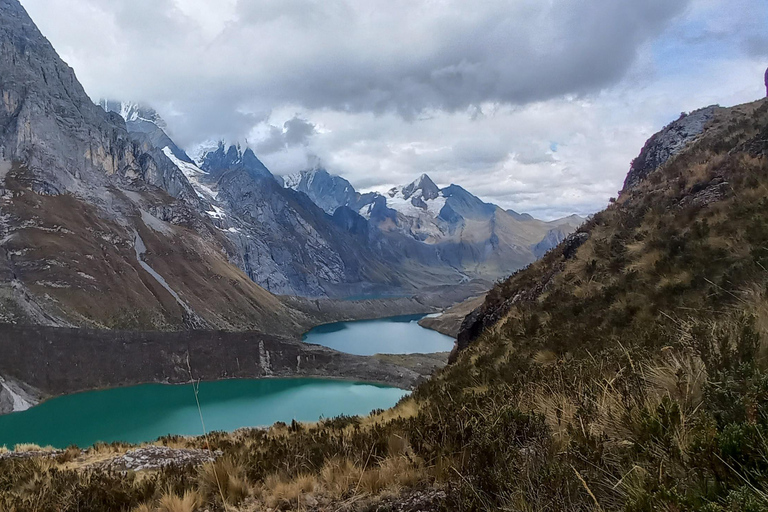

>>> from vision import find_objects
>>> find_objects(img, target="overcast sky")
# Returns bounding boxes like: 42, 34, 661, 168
20, 0, 768, 219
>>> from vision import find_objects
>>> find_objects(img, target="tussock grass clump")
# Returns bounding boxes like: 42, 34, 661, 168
55, 445, 82, 464
319, 457, 362, 499
197, 456, 250, 506
156, 489, 201, 512
358, 456, 425, 495
261, 473, 317, 509
13, 443, 53, 452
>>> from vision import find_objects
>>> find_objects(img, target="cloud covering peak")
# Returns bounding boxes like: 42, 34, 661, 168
18, 0, 768, 218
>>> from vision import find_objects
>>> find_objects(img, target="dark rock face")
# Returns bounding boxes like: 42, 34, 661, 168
0, 1, 195, 202
401, 173, 440, 201
332, 206, 369, 238
0, 324, 423, 406
213, 164, 373, 296
282, 168, 359, 214
440, 184, 496, 221
765, 67, 768, 97
201, 142, 273, 181
677, 177, 730, 209
622, 106, 719, 193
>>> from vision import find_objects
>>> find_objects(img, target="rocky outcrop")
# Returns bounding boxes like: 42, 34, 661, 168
0, 324, 424, 408
100, 447, 220, 472
622, 106, 719, 193
0, 374, 39, 415
677, 177, 730, 209
99, 100, 192, 166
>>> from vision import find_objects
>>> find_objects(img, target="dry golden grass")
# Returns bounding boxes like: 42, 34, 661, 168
533, 350, 558, 366
358, 456, 425, 495
262, 473, 317, 509
656, 271, 692, 291
626, 248, 663, 274
319, 457, 363, 499
534, 390, 578, 442
54, 445, 81, 464
197, 456, 250, 506
90, 442, 123, 455
361, 397, 419, 427
14, 443, 53, 452
0, 445, 8, 454
156, 489, 201, 512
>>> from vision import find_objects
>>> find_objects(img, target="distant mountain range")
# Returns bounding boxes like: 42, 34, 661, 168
0, 0, 582, 335
98, 101, 584, 297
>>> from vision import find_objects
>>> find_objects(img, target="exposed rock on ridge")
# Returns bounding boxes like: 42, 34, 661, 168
622, 106, 719, 192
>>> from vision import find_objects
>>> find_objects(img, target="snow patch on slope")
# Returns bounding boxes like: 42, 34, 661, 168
282, 172, 302, 189
0, 378, 32, 412
206, 205, 226, 219
162, 147, 217, 200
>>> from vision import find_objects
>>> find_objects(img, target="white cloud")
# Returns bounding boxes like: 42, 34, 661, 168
17, 0, 768, 220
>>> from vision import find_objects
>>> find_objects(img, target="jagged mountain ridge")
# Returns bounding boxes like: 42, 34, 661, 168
101, 100, 584, 296
0, 0, 315, 332
283, 168, 586, 271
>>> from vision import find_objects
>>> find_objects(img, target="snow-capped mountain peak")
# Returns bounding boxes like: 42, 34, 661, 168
386, 173, 445, 217
400, 173, 440, 201
98, 99, 166, 128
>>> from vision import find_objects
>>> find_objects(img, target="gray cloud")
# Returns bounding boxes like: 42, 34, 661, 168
16, 0, 768, 219
254, 116, 316, 154
21, 0, 690, 146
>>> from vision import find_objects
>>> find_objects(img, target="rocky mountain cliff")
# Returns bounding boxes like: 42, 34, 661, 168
0, 0, 582, 337
281, 168, 585, 285
0, 0, 309, 332
102, 99, 583, 297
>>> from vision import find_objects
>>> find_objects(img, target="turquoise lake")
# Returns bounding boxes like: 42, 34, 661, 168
0, 316, 452, 448
0, 378, 408, 449
302, 314, 455, 355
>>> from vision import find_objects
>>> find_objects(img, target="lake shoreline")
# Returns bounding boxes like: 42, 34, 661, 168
0, 285, 479, 416
0, 324, 426, 416
0, 378, 411, 448
0, 308, 462, 416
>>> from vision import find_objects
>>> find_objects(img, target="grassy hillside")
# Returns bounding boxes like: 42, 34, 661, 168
2, 99, 768, 511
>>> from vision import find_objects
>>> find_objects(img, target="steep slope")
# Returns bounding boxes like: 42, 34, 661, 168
432, 99, 768, 509
280, 168, 363, 215
284, 169, 584, 282
0, 0, 305, 333
11, 99, 768, 511
196, 143, 408, 296
99, 97, 582, 297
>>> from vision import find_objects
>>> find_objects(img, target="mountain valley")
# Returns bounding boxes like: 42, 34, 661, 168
2, 0, 765, 511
